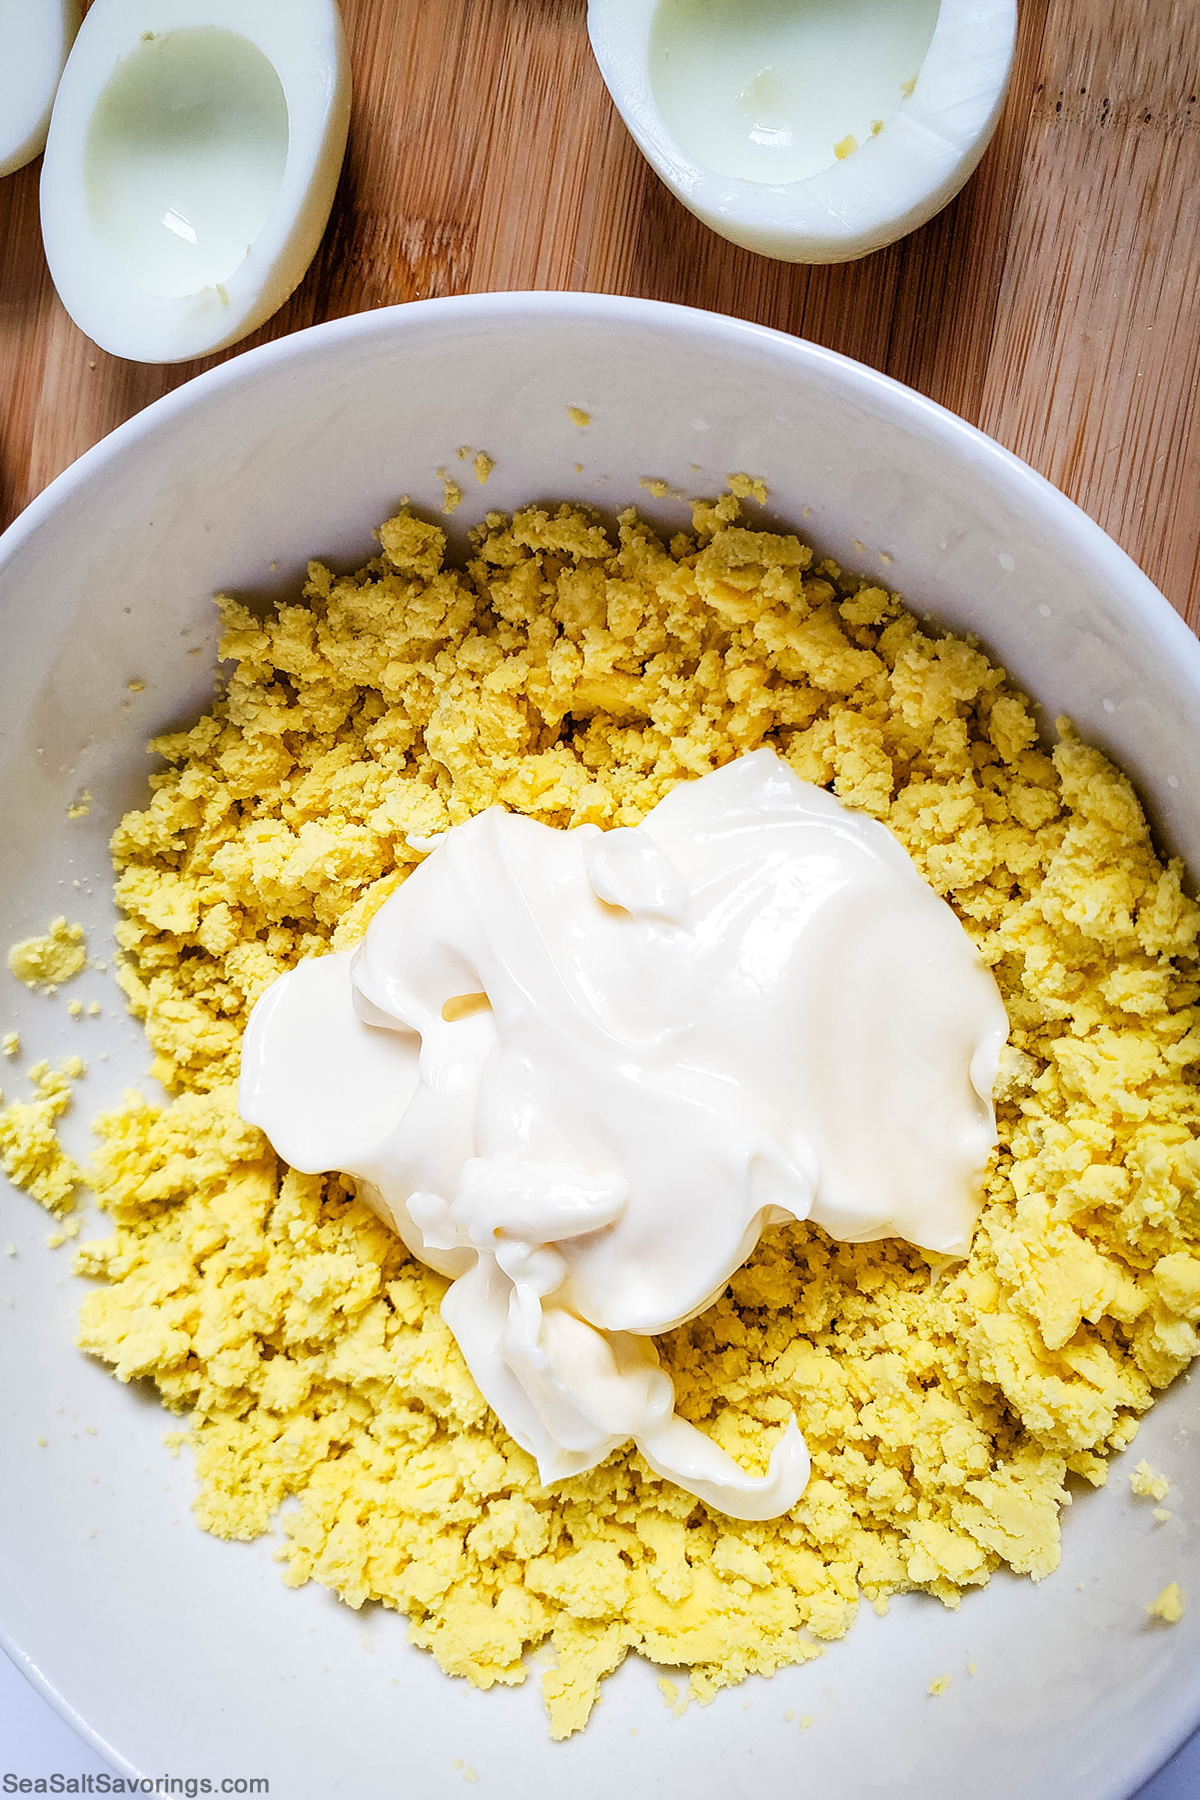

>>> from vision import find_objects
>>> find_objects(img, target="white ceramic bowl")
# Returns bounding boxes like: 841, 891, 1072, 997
2, 293, 1199, 1800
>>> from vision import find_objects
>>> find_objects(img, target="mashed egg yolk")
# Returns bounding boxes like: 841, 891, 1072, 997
7, 494, 1200, 1736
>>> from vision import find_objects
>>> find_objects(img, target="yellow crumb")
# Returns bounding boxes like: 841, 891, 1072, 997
4, 1244, 15, 1257
474, 452, 495, 486
655, 1673, 689, 1715
440, 992, 490, 1023
456, 447, 470, 461
1154, 1508, 1173, 1523
2, 1033, 18, 1058
567, 406, 591, 428
463, 1771, 477, 1786
69, 1000, 84, 1019
800, 1714, 814, 1731
0, 1061, 85, 1213
834, 134, 858, 160
8, 918, 87, 990
11, 496, 1198, 1742
573, 462, 583, 474
871, 119, 884, 136
1130, 1459, 1170, 1502
68, 790, 92, 820
1147, 1582, 1184, 1623
928, 1674, 952, 1697
37, 1437, 47, 1448
727, 473, 769, 506
901, 75, 917, 97
436, 471, 463, 516
966, 1661, 977, 1676
639, 478, 670, 499
783, 1707, 793, 1722
127, 678, 145, 693
88, 1002, 101, 1017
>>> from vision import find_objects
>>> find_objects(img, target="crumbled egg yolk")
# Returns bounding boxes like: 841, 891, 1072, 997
436, 470, 464, 516
7, 496, 1200, 1737
0, 1059, 87, 1213
1129, 1459, 1170, 1502
7, 917, 87, 990
727, 472, 769, 506
1147, 1581, 1184, 1624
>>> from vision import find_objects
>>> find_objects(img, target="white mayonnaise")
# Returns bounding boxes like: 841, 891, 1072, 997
240, 750, 1008, 1520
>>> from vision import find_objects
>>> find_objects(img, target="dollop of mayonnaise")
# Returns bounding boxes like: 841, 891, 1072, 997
239, 750, 1008, 1520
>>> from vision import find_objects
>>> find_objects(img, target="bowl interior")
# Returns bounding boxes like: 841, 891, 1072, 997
2, 292, 1199, 1800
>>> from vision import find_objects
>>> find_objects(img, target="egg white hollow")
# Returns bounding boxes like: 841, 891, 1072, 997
39, 0, 350, 363
0, 0, 79, 179
587, 0, 1017, 263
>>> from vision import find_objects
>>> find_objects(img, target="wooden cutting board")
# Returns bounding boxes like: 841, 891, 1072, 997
2, 0, 1198, 629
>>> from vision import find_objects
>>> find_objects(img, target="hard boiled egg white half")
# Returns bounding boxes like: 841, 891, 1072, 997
0, 0, 80, 178
40, 0, 350, 363
588, 0, 1017, 263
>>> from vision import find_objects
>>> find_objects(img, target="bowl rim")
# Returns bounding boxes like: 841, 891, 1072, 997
3, 288, 1200, 1799
4, 290, 1196, 681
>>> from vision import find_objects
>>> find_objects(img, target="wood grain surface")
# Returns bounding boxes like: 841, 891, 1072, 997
2, 0, 1198, 627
